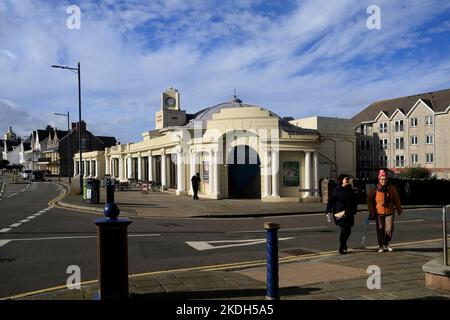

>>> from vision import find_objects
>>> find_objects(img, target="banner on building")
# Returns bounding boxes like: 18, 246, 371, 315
283, 161, 299, 186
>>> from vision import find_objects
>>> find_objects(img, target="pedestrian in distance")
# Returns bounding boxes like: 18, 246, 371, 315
326, 173, 358, 254
367, 169, 403, 253
191, 172, 201, 200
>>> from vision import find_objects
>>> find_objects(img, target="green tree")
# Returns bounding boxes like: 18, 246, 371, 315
399, 166, 432, 180
0, 159, 9, 168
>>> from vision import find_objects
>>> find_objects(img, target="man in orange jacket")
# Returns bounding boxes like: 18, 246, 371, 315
367, 170, 403, 252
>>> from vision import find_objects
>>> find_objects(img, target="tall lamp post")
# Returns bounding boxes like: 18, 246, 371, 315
54, 112, 71, 183
51, 62, 82, 192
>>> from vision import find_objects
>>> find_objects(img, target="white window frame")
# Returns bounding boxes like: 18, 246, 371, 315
411, 136, 418, 145
379, 122, 388, 133
426, 153, 434, 163
395, 137, 404, 150
425, 115, 434, 126
379, 139, 388, 150
411, 154, 418, 164
395, 155, 405, 168
426, 135, 434, 145
410, 118, 418, 127
395, 120, 404, 132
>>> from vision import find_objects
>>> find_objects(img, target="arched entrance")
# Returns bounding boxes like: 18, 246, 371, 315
227, 145, 261, 199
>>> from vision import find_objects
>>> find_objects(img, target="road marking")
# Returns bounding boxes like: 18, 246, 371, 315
27, 216, 36, 220
186, 237, 295, 251
7, 193, 18, 198
0, 234, 161, 248
19, 219, 30, 223
0, 240, 12, 247
367, 219, 424, 225
0, 228, 12, 233
228, 226, 326, 234
9, 223, 22, 228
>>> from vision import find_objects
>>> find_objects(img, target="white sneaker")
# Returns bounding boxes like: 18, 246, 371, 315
377, 247, 384, 253
386, 246, 394, 252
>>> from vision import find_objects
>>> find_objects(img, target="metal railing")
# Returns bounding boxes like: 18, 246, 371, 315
443, 205, 449, 267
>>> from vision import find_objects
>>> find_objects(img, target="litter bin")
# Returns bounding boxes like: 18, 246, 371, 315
85, 178, 100, 204
83, 178, 87, 200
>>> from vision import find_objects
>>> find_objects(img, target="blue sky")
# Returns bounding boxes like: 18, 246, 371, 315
1, 0, 450, 143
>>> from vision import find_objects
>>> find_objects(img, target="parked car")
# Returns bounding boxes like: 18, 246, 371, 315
30, 170, 45, 181
21, 170, 32, 179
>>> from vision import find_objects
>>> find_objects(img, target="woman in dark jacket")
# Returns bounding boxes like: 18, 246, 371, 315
326, 173, 358, 254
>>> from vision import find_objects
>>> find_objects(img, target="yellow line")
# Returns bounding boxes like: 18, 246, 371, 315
2, 235, 446, 300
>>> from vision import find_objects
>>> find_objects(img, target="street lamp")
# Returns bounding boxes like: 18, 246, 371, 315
54, 112, 71, 183
51, 62, 82, 193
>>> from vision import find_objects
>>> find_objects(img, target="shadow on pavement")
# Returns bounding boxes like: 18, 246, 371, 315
129, 286, 321, 300
393, 247, 443, 253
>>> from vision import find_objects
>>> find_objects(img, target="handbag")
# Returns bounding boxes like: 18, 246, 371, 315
334, 210, 346, 219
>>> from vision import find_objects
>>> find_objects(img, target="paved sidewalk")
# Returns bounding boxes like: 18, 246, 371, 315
50, 178, 439, 219
11, 246, 450, 300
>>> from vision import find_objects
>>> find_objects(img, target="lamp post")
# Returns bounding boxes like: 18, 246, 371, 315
54, 112, 71, 183
52, 62, 82, 192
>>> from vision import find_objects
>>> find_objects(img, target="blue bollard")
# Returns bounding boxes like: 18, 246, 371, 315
265, 222, 280, 300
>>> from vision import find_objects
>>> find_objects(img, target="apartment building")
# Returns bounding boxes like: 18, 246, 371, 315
351, 88, 450, 179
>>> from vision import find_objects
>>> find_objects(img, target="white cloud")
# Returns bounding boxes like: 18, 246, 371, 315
0, 49, 17, 60
0, 0, 450, 143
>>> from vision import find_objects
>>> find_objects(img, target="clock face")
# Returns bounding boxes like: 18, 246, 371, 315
166, 97, 176, 107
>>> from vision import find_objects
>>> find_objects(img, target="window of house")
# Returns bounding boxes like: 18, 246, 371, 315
425, 115, 434, 125
379, 139, 388, 150
411, 154, 418, 164
410, 118, 418, 127
365, 140, 371, 151
395, 137, 404, 150
379, 122, 388, 133
395, 120, 404, 132
411, 136, 418, 145
426, 135, 434, 144
395, 155, 405, 168
378, 155, 388, 167
426, 153, 434, 163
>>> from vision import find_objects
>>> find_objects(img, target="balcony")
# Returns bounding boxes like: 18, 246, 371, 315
37, 157, 52, 164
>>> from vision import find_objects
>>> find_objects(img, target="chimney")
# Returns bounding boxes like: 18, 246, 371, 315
71, 121, 87, 133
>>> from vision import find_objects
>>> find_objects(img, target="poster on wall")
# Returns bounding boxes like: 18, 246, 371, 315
283, 161, 299, 186
203, 161, 209, 182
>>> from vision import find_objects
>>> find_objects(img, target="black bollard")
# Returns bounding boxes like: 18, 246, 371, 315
94, 182, 131, 300
264, 222, 280, 300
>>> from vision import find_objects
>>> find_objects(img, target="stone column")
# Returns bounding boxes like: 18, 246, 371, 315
176, 152, 184, 194
271, 149, 279, 197
161, 153, 167, 188
84, 161, 88, 178
213, 150, 220, 196
127, 156, 132, 179
208, 151, 214, 195
90, 160, 94, 178
95, 160, 99, 178
137, 155, 142, 181
74, 160, 78, 176
313, 151, 319, 196
148, 153, 153, 182
105, 156, 110, 175
304, 151, 311, 197
190, 152, 196, 195
263, 150, 271, 197
118, 157, 123, 180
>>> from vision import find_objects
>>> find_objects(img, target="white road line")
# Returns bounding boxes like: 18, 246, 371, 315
228, 226, 326, 234
27, 216, 36, 220
0, 228, 12, 233
368, 219, 424, 225
9, 223, 22, 228
186, 237, 295, 251
0, 240, 12, 247
7, 193, 18, 197
19, 219, 30, 223
0, 234, 161, 246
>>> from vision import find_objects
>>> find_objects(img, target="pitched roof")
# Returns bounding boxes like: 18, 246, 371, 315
97, 136, 117, 147
351, 88, 450, 126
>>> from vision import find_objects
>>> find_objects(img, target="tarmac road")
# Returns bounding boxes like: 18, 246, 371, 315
0, 180, 446, 298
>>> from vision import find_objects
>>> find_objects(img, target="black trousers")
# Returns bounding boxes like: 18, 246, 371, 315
193, 186, 199, 199
339, 225, 352, 250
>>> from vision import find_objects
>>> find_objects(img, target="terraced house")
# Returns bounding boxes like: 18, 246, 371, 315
352, 88, 450, 179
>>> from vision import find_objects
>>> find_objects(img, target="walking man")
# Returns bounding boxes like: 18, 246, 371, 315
191, 172, 201, 200
368, 170, 403, 252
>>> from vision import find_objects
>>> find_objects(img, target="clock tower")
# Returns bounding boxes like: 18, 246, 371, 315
155, 87, 186, 129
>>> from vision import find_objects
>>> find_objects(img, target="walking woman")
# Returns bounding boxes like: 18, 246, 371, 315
368, 170, 403, 252
326, 173, 358, 254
